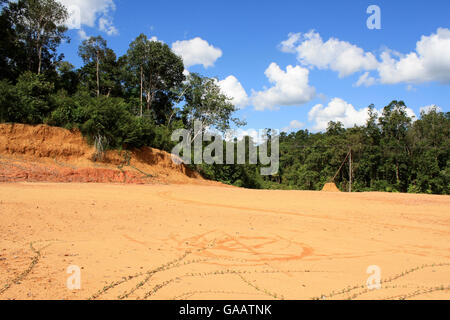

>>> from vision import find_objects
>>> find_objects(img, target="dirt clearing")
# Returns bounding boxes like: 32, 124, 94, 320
0, 183, 449, 300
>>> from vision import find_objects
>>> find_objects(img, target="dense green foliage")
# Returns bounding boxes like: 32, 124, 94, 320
0, 0, 448, 194
189, 104, 449, 195
273, 103, 449, 194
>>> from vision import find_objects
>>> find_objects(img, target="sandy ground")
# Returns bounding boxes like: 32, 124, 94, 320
0, 182, 449, 300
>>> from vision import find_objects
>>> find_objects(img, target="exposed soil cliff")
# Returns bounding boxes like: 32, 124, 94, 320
0, 124, 214, 185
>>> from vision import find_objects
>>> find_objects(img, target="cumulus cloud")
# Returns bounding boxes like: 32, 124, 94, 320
217, 76, 249, 109
57, 0, 118, 36
378, 28, 450, 84
282, 120, 305, 132
308, 98, 372, 131
251, 63, 316, 111
308, 98, 417, 131
172, 37, 222, 68
149, 36, 161, 42
281, 31, 378, 77
281, 28, 450, 86
99, 17, 118, 36
355, 72, 377, 87
420, 105, 442, 114
77, 29, 89, 40
279, 32, 302, 53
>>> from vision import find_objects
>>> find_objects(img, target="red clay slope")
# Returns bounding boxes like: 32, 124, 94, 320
0, 123, 215, 185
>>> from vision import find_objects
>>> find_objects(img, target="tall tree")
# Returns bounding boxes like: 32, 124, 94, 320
182, 73, 245, 139
55, 60, 78, 94
378, 100, 413, 190
78, 36, 108, 97
124, 37, 185, 122
135, 40, 184, 120
127, 34, 148, 117
0, 0, 29, 80
409, 108, 450, 194
14, 0, 69, 75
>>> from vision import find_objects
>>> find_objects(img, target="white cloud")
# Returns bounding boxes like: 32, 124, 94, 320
282, 120, 305, 132
406, 84, 416, 92
231, 129, 267, 145
279, 32, 302, 53
251, 63, 316, 111
280, 28, 450, 86
172, 37, 222, 68
217, 76, 249, 109
99, 17, 118, 36
308, 98, 417, 131
420, 105, 442, 114
281, 31, 378, 77
182, 69, 190, 77
57, 0, 118, 35
378, 28, 450, 84
405, 108, 417, 119
77, 29, 89, 40
355, 72, 376, 87
149, 36, 161, 43
308, 98, 372, 131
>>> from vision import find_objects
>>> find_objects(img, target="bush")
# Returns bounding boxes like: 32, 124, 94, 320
121, 116, 155, 149
15, 72, 54, 124
77, 96, 156, 150
233, 179, 244, 187
407, 183, 421, 194
371, 180, 390, 192
46, 90, 77, 128
78, 96, 132, 148
0, 80, 18, 123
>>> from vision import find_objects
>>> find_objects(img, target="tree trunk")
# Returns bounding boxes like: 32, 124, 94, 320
37, 45, 42, 75
140, 65, 143, 117
395, 161, 400, 184
36, 32, 42, 74
96, 53, 100, 97
146, 90, 151, 113
36, 19, 47, 75
349, 148, 352, 192
147, 72, 153, 112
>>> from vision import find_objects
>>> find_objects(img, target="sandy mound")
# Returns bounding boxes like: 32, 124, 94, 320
322, 182, 341, 192
0, 123, 215, 185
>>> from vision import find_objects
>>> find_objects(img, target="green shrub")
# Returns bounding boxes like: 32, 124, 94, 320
122, 116, 155, 149
76, 96, 156, 150
407, 183, 421, 194
46, 90, 77, 128
15, 72, 54, 124
0, 80, 18, 123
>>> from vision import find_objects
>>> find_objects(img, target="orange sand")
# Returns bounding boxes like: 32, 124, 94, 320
0, 183, 449, 300
322, 182, 341, 192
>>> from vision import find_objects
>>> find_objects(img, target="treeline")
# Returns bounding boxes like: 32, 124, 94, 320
274, 103, 449, 194
0, 0, 449, 194
195, 102, 449, 194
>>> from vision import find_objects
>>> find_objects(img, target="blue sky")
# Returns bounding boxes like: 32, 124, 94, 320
58, 0, 450, 133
